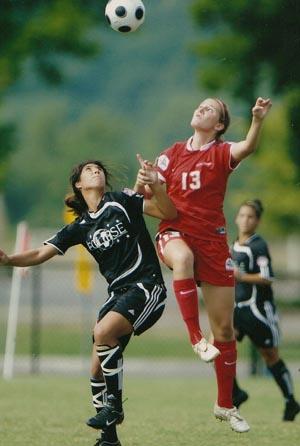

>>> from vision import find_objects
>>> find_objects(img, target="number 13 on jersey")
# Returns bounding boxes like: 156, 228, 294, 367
181, 171, 201, 190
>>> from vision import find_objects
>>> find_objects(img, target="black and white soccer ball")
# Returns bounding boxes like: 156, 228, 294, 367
105, 0, 145, 33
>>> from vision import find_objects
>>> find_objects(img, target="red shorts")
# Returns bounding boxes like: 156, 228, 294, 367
156, 230, 235, 287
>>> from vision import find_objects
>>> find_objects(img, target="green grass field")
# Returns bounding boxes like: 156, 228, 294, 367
0, 375, 299, 446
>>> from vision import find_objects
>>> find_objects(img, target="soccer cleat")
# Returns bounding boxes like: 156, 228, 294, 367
87, 395, 124, 430
94, 437, 122, 446
233, 389, 249, 409
214, 403, 250, 433
192, 338, 220, 363
283, 399, 300, 421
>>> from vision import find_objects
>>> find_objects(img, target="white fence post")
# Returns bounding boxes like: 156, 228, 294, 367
3, 222, 29, 380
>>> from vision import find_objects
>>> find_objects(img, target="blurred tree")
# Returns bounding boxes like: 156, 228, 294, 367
0, 0, 104, 184
190, 0, 300, 177
229, 102, 300, 235
5, 99, 132, 226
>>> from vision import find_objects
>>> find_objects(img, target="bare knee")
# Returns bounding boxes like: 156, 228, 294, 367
93, 323, 115, 346
213, 324, 235, 342
171, 250, 194, 276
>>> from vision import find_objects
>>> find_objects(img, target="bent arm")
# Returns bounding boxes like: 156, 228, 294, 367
144, 182, 177, 220
0, 245, 59, 267
230, 97, 272, 162
234, 269, 272, 286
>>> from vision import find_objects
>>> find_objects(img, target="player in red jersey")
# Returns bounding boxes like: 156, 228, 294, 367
136, 97, 272, 433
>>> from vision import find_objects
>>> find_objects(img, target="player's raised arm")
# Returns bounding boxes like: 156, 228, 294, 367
230, 97, 272, 162
0, 244, 58, 267
135, 153, 177, 220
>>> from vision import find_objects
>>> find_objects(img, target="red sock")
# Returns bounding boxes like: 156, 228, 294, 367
173, 278, 203, 345
214, 340, 237, 408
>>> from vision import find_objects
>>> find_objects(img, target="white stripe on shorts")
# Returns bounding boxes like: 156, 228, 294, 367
133, 284, 164, 331
264, 301, 280, 346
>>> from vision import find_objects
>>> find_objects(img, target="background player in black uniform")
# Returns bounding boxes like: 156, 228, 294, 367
232, 199, 300, 421
0, 158, 177, 446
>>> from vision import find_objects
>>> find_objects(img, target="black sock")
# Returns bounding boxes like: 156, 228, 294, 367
96, 344, 124, 411
268, 359, 295, 402
233, 377, 242, 396
90, 378, 107, 413
90, 377, 118, 442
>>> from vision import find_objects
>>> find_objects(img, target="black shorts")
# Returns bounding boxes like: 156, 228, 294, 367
98, 282, 167, 336
234, 299, 280, 348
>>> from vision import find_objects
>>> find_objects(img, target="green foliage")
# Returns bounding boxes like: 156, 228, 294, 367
229, 103, 300, 234
286, 89, 300, 168
191, 0, 300, 98
0, 122, 15, 188
0, 0, 104, 190
4, 98, 132, 226
0, 0, 103, 91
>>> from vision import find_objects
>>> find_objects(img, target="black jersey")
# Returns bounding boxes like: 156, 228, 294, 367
232, 234, 274, 304
45, 190, 164, 293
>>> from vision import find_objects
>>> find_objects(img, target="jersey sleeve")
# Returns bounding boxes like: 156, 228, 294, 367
44, 222, 81, 255
251, 241, 274, 280
120, 189, 144, 218
221, 142, 240, 172
156, 145, 176, 183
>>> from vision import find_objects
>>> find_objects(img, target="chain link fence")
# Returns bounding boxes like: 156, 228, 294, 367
1, 257, 299, 378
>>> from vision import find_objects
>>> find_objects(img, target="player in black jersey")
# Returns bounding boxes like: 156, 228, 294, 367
0, 158, 177, 446
232, 199, 299, 422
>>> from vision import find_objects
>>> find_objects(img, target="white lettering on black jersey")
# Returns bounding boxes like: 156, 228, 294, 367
232, 234, 274, 304
45, 191, 164, 292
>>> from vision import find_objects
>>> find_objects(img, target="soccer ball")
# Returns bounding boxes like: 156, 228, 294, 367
105, 0, 145, 33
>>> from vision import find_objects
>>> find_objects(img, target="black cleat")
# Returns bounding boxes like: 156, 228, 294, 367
283, 399, 300, 421
87, 395, 124, 430
94, 438, 121, 446
233, 389, 249, 409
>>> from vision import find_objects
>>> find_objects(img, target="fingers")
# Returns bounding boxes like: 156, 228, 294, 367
253, 97, 272, 119
136, 169, 153, 185
136, 154, 153, 169
136, 153, 145, 168
256, 97, 272, 107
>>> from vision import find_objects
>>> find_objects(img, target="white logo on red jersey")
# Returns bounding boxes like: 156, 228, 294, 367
157, 154, 169, 171
225, 258, 235, 271
196, 162, 213, 168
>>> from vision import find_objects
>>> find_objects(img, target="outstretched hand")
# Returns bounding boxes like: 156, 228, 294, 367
136, 153, 158, 186
252, 97, 272, 120
0, 249, 9, 266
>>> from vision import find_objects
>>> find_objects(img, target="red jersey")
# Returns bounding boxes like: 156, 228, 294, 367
156, 138, 238, 241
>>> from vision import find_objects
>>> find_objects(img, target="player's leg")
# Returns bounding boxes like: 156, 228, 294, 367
87, 312, 133, 431
157, 232, 218, 361
158, 233, 203, 343
90, 344, 120, 446
232, 309, 249, 408
259, 346, 300, 421
202, 283, 249, 433
91, 343, 107, 413
251, 299, 300, 421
